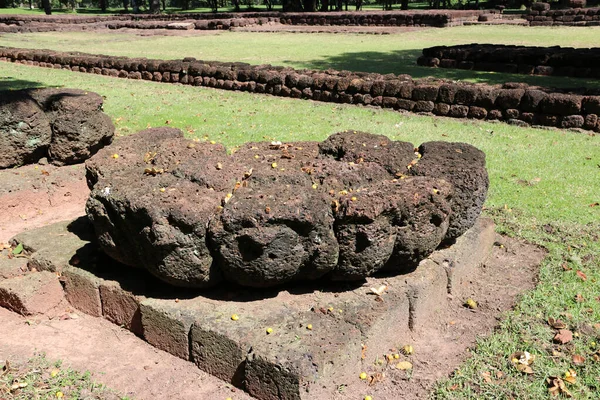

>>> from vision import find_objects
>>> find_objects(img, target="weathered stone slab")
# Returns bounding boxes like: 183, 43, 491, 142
166, 22, 195, 30
429, 216, 496, 294
0, 271, 64, 315
140, 298, 197, 360
0, 88, 114, 168
5, 216, 495, 400
60, 266, 103, 317
0, 256, 28, 279
10, 216, 96, 272
99, 281, 142, 336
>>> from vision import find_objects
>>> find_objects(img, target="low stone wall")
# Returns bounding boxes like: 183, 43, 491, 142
2, 46, 600, 132
418, 44, 600, 79
0, 9, 488, 33
526, 2, 600, 26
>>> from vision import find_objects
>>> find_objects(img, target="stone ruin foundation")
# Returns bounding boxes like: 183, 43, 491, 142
84, 129, 488, 288
0, 129, 545, 400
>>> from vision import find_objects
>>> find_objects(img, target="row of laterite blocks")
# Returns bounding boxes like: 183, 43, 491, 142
526, 3, 600, 26
3, 46, 600, 131
418, 44, 600, 79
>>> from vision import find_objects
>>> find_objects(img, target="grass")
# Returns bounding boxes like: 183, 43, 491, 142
0, 353, 128, 399
1, 26, 600, 89
0, 26, 599, 399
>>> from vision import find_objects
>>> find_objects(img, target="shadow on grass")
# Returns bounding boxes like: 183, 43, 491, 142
0, 77, 48, 91
293, 49, 600, 91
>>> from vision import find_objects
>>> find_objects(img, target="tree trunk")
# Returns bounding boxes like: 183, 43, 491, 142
42, 0, 51, 14
282, 0, 303, 11
401, 0, 408, 9
303, 0, 316, 11
149, 0, 160, 13
100, 0, 107, 11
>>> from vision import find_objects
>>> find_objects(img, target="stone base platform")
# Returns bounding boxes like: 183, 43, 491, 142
6, 216, 496, 400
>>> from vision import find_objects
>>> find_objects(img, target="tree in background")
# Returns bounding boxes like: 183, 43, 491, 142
42, 0, 52, 13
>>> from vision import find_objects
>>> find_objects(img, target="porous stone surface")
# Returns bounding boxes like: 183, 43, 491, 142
410, 141, 489, 242
29, 88, 115, 165
85, 129, 488, 288
0, 88, 114, 168
0, 90, 52, 169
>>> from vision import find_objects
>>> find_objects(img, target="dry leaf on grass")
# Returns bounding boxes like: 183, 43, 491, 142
547, 377, 572, 397
563, 369, 577, 384
576, 270, 587, 281
554, 329, 573, 345
510, 351, 534, 374
481, 371, 492, 383
572, 354, 585, 366
548, 317, 567, 329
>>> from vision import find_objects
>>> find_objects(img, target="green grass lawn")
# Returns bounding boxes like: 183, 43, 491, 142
1, 26, 599, 399
2, 26, 600, 89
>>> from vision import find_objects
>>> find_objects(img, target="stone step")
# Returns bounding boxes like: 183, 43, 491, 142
9, 216, 496, 400
0, 255, 28, 279
0, 270, 65, 315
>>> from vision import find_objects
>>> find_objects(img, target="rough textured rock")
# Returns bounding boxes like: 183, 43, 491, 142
30, 88, 115, 165
0, 90, 52, 168
209, 182, 339, 287
85, 129, 488, 288
410, 141, 489, 242
0, 88, 114, 168
333, 177, 453, 279
86, 128, 231, 288
318, 130, 416, 175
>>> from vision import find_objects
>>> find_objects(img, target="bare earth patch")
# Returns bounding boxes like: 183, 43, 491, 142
0, 162, 88, 244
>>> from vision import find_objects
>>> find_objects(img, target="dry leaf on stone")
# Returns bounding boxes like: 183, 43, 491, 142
369, 284, 388, 296
144, 167, 164, 176
554, 329, 573, 344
